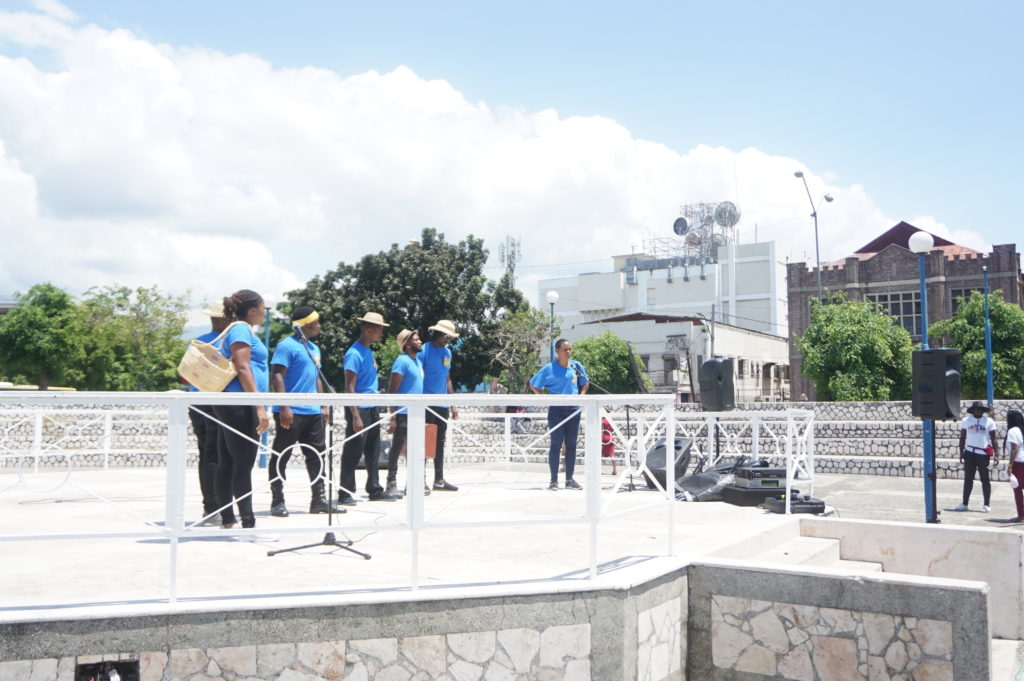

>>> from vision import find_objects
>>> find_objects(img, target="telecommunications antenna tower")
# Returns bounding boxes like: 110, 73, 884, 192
674, 201, 741, 262
498, 235, 522, 285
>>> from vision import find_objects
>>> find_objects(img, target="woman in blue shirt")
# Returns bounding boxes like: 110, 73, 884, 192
530, 338, 589, 491
213, 289, 269, 531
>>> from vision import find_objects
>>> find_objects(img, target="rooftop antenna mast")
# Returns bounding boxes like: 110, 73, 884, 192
498, 235, 522, 286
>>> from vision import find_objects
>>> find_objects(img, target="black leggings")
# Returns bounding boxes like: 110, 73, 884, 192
962, 450, 992, 506
188, 404, 220, 515
268, 412, 324, 487
213, 404, 259, 527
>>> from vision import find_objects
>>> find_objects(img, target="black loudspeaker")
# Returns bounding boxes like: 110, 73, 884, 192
643, 437, 693, 490
911, 348, 961, 420
699, 358, 735, 411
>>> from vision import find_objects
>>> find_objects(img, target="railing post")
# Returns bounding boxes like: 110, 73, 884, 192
784, 411, 795, 514
751, 415, 760, 462
407, 402, 426, 590
165, 398, 189, 604
666, 402, 676, 557
504, 413, 512, 472
102, 411, 113, 469
33, 411, 43, 474
585, 399, 601, 579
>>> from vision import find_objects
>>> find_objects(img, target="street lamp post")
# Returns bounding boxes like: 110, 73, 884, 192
983, 265, 994, 406
794, 171, 834, 301
546, 290, 559, 362
909, 230, 938, 523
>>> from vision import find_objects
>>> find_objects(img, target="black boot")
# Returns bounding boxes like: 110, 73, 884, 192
270, 481, 289, 517
309, 481, 329, 514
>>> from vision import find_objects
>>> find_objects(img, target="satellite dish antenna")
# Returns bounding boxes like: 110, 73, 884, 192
685, 232, 701, 246
672, 217, 689, 236
714, 201, 741, 227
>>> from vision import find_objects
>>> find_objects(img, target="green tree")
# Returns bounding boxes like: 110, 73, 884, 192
572, 331, 652, 393
930, 290, 1024, 399
0, 283, 85, 389
78, 285, 192, 391
798, 295, 913, 401
489, 306, 554, 394
288, 228, 526, 389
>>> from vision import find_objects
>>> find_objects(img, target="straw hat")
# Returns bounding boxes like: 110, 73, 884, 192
428, 319, 459, 338
396, 328, 416, 350
202, 301, 226, 318
357, 311, 389, 327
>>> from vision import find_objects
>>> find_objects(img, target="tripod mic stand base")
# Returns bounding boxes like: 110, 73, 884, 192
267, 531, 372, 560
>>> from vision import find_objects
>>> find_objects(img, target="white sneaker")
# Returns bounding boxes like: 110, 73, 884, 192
981, 505, 991, 513
954, 503, 969, 511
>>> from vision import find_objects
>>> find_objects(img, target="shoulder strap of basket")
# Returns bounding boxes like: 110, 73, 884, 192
208, 321, 252, 350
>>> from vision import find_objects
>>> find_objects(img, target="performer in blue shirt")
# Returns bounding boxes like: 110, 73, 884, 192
384, 329, 427, 497
184, 300, 228, 523
267, 306, 333, 518
338, 312, 397, 504
422, 319, 460, 491
530, 338, 589, 491
212, 289, 269, 531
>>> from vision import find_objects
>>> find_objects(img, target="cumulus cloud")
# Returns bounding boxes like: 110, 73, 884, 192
0, 4, 986, 309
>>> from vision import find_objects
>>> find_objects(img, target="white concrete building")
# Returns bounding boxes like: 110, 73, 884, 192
563, 312, 789, 402
538, 241, 788, 338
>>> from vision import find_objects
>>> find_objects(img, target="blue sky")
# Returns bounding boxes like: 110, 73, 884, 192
65, 0, 1023, 240
0, 0, 1020, 306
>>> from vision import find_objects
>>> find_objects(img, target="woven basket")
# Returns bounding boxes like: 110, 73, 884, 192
177, 322, 248, 392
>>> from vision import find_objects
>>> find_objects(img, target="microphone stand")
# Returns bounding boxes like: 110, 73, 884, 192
269, 325, 370, 559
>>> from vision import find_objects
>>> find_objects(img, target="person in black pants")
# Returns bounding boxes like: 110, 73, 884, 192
956, 400, 1000, 513
421, 320, 461, 491
385, 329, 429, 497
267, 306, 332, 517
185, 300, 229, 522
212, 289, 270, 530
338, 312, 397, 504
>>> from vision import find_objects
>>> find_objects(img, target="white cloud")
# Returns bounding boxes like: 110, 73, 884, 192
0, 4, 988, 310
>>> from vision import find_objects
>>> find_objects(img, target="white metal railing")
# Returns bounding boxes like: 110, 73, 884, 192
0, 391, 813, 609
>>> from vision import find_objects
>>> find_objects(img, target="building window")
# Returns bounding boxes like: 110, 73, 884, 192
951, 288, 983, 315
662, 355, 678, 385
866, 291, 921, 337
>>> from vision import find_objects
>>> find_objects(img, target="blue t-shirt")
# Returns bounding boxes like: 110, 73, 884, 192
421, 342, 452, 396
218, 323, 269, 393
270, 335, 321, 415
390, 353, 424, 415
530, 360, 589, 395
188, 329, 221, 392
344, 341, 378, 407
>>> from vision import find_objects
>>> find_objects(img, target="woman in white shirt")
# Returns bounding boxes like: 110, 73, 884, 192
956, 401, 1000, 512
1005, 409, 1024, 522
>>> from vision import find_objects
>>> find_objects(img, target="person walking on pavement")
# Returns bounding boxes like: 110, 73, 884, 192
530, 338, 589, 491
267, 306, 334, 518
185, 300, 228, 523
956, 400, 1000, 512
338, 312, 398, 505
384, 329, 429, 498
1004, 409, 1024, 522
422, 319, 460, 491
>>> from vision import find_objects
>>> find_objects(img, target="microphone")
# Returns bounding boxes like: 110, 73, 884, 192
293, 322, 308, 342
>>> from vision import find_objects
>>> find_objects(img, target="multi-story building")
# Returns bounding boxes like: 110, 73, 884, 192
787, 221, 1024, 399
537, 240, 791, 401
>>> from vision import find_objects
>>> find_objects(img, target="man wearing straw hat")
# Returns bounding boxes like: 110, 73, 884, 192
422, 319, 460, 491
384, 328, 427, 498
186, 301, 229, 522
267, 306, 332, 517
338, 312, 399, 504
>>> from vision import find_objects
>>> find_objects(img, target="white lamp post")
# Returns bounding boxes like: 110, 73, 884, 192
545, 290, 559, 362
